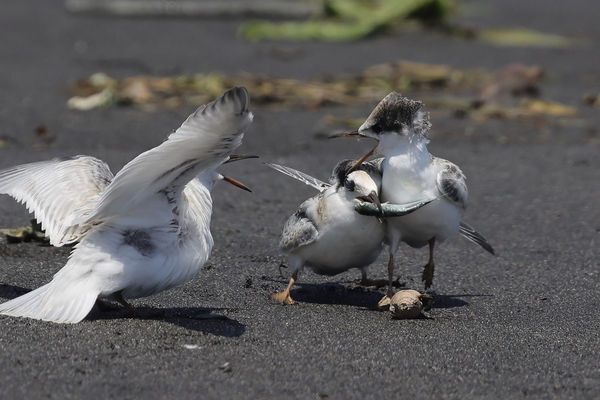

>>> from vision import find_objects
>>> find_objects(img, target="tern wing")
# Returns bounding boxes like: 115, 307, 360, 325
433, 157, 468, 209
0, 156, 114, 246
459, 221, 495, 255
85, 87, 253, 224
265, 163, 329, 192
280, 199, 319, 252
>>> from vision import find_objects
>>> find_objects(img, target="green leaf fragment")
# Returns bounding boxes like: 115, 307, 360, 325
479, 28, 572, 48
240, 0, 453, 41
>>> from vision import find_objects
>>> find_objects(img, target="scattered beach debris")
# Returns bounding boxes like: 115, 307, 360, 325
583, 93, 600, 108
477, 28, 572, 48
237, 0, 573, 48
64, 0, 574, 49
0, 219, 48, 244
67, 61, 578, 124
67, 87, 116, 111
64, 62, 506, 110
386, 289, 434, 319
65, 0, 319, 19
476, 64, 544, 105
240, 0, 451, 41
33, 125, 57, 150
219, 362, 232, 373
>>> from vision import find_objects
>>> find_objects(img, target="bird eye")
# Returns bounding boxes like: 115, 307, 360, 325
344, 178, 355, 191
371, 123, 382, 134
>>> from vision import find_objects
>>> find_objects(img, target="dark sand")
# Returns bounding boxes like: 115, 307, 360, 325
0, 1, 598, 398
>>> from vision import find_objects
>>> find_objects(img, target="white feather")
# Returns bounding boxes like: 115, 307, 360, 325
0, 156, 113, 245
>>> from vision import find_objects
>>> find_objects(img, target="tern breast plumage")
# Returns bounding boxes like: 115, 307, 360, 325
0, 87, 253, 323
267, 160, 386, 304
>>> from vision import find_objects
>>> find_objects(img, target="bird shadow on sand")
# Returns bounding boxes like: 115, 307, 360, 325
263, 278, 486, 311
428, 292, 493, 309
279, 280, 386, 310
0, 283, 31, 299
89, 305, 246, 337
0, 283, 244, 337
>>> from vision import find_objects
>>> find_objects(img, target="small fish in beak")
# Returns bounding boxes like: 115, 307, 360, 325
357, 191, 383, 216
356, 191, 383, 222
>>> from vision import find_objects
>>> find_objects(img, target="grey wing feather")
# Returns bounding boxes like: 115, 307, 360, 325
266, 163, 329, 192
459, 221, 495, 255
279, 200, 319, 252
433, 157, 468, 209
0, 156, 113, 246
86, 87, 252, 224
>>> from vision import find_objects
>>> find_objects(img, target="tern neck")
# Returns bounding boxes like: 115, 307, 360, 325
378, 133, 430, 160
181, 177, 213, 238
196, 167, 220, 192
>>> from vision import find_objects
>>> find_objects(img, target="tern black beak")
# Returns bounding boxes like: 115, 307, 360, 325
358, 191, 383, 216
329, 131, 379, 172
350, 142, 379, 172
328, 130, 360, 139
222, 176, 252, 192
224, 154, 259, 164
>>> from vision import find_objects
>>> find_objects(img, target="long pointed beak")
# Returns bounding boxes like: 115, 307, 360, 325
222, 176, 252, 192
224, 154, 259, 164
350, 142, 378, 171
358, 191, 383, 216
329, 129, 379, 171
328, 130, 360, 139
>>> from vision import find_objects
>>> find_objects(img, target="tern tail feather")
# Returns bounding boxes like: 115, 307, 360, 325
0, 282, 98, 324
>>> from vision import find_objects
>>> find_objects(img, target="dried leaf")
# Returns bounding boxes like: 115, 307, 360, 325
479, 28, 572, 48
583, 93, 600, 108
64, 60, 579, 127
478, 64, 544, 103
67, 87, 116, 110
120, 78, 154, 104
522, 99, 577, 117
240, 20, 376, 42
1, 220, 48, 244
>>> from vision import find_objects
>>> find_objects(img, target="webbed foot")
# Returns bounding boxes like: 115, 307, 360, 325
271, 290, 295, 305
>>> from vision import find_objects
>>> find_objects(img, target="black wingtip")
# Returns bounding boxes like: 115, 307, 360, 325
222, 86, 249, 115
459, 222, 496, 256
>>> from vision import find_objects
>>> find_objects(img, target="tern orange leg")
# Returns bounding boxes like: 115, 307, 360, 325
271, 270, 298, 305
